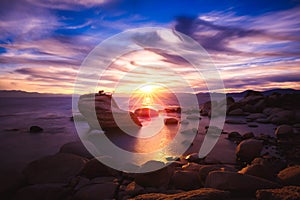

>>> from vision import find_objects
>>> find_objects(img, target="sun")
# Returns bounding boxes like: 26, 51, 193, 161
139, 85, 155, 94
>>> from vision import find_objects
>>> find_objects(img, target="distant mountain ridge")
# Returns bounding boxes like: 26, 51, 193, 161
0, 90, 70, 97
0, 88, 299, 98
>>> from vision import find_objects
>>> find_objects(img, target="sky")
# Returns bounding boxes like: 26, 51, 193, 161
0, 0, 300, 94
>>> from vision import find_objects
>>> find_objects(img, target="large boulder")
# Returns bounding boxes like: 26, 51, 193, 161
171, 170, 201, 190
198, 165, 237, 184
239, 164, 274, 180
72, 182, 117, 200
135, 161, 172, 188
80, 157, 120, 179
23, 153, 87, 184
269, 110, 295, 124
256, 186, 300, 200
13, 184, 71, 200
164, 118, 179, 125
13, 184, 70, 200
131, 188, 230, 200
236, 139, 263, 162
59, 141, 93, 159
277, 165, 300, 186
205, 171, 279, 191
246, 113, 267, 121
275, 125, 294, 138
228, 108, 245, 116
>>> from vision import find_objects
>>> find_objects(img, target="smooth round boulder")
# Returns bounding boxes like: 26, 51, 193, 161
13, 184, 71, 200
236, 139, 263, 162
135, 161, 171, 188
171, 170, 201, 190
29, 126, 43, 133
73, 182, 117, 200
239, 164, 273, 180
275, 125, 294, 138
205, 171, 279, 191
278, 165, 300, 186
198, 165, 237, 184
23, 153, 87, 184
228, 108, 245, 116
59, 141, 93, 159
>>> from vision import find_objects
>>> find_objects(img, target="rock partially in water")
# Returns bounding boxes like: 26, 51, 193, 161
205, 171, 279, 192
256, 186, 300, 200
134, 107, 159, 118
278, 165, 300, 186
198, 165, 237, 184
236, 139, 263, 162
23, 153, 87, 184
29, 126, 43, 133
130, 188, 230, 200
13, 184, 71, 200
164, 118, 178, 125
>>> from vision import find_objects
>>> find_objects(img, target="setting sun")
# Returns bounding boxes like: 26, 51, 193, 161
139, 85, 155, 94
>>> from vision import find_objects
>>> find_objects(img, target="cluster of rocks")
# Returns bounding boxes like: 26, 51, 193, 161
2, 137, 300, 200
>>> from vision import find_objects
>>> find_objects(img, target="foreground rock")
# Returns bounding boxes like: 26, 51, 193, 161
13, 184, 70, 200
23, 153, 87, 184
59, 141, 93, 159
256, 186, 300, 200
239, 164, 274, 180
130, 188, 230, 200
198, 165, 237, 184
171, 170, 201, 190
0, 170, 24, 199
275, 125, 294, 138
72, 182, 118, 200
164, 118, 179, 125
236, 139, 263, 162
135, 161, 172, 188
205, 171, 279, 192
277, 165, 300, 186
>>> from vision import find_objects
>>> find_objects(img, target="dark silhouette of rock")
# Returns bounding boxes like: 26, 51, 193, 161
29, 126, 43, 133
0, 170, 24, 199
205, 171, 279, 191
236, 139, 263, 162
198, 165, 237, 184
134, 107, 159, 118
23, 153, 87, 184
171, 170, 201, 190
72, 182, 117, 200
275, 125, 294, 138
239, 164, 274, 180
13, 184, 71, 200
164, 118, 179, 125
59, 141, 93, 159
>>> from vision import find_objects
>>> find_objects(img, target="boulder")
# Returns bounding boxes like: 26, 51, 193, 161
225, 119, 246, 124
185, 153, 203, 163
171, 170, 201, 190
29, 126, 43, 133
134, 107, 159, 118
72, 182, 117, 200
278, 165, 300, 186
275, 125, 294, 138
236, 139, 263, 162
246, 113, 267, 120
205, 171, 279, 191
164, 118, 178, 125
269, 110, 295, 124
251, 157, 286, 175
256, 186, 300, 200
0, 170, 24, 199
228, 108, 245, 116
256, 118, 270, 123
125, 181, 145, 196
242, 132, 255, 140
239, 164, 273, 180
23, 153, 87, 184
131, 188, 230, 200
80, 157, 119, 179
59, 141, 93, 159
13, 184, 71, 200
135, 161, 171, 188
181, 162, 203, 172
198, 165, 237, 184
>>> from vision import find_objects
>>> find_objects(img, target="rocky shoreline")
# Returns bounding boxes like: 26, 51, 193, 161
1, 91, 300, 200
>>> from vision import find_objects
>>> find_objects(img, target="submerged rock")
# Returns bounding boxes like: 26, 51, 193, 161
164, 118, 178, 125
29, 126, 43, 133
59, 141, 93, 159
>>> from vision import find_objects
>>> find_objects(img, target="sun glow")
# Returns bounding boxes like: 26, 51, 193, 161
139, 85, 155, 94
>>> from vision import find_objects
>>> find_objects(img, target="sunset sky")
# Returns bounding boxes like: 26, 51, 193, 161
0, 0, 300, 94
